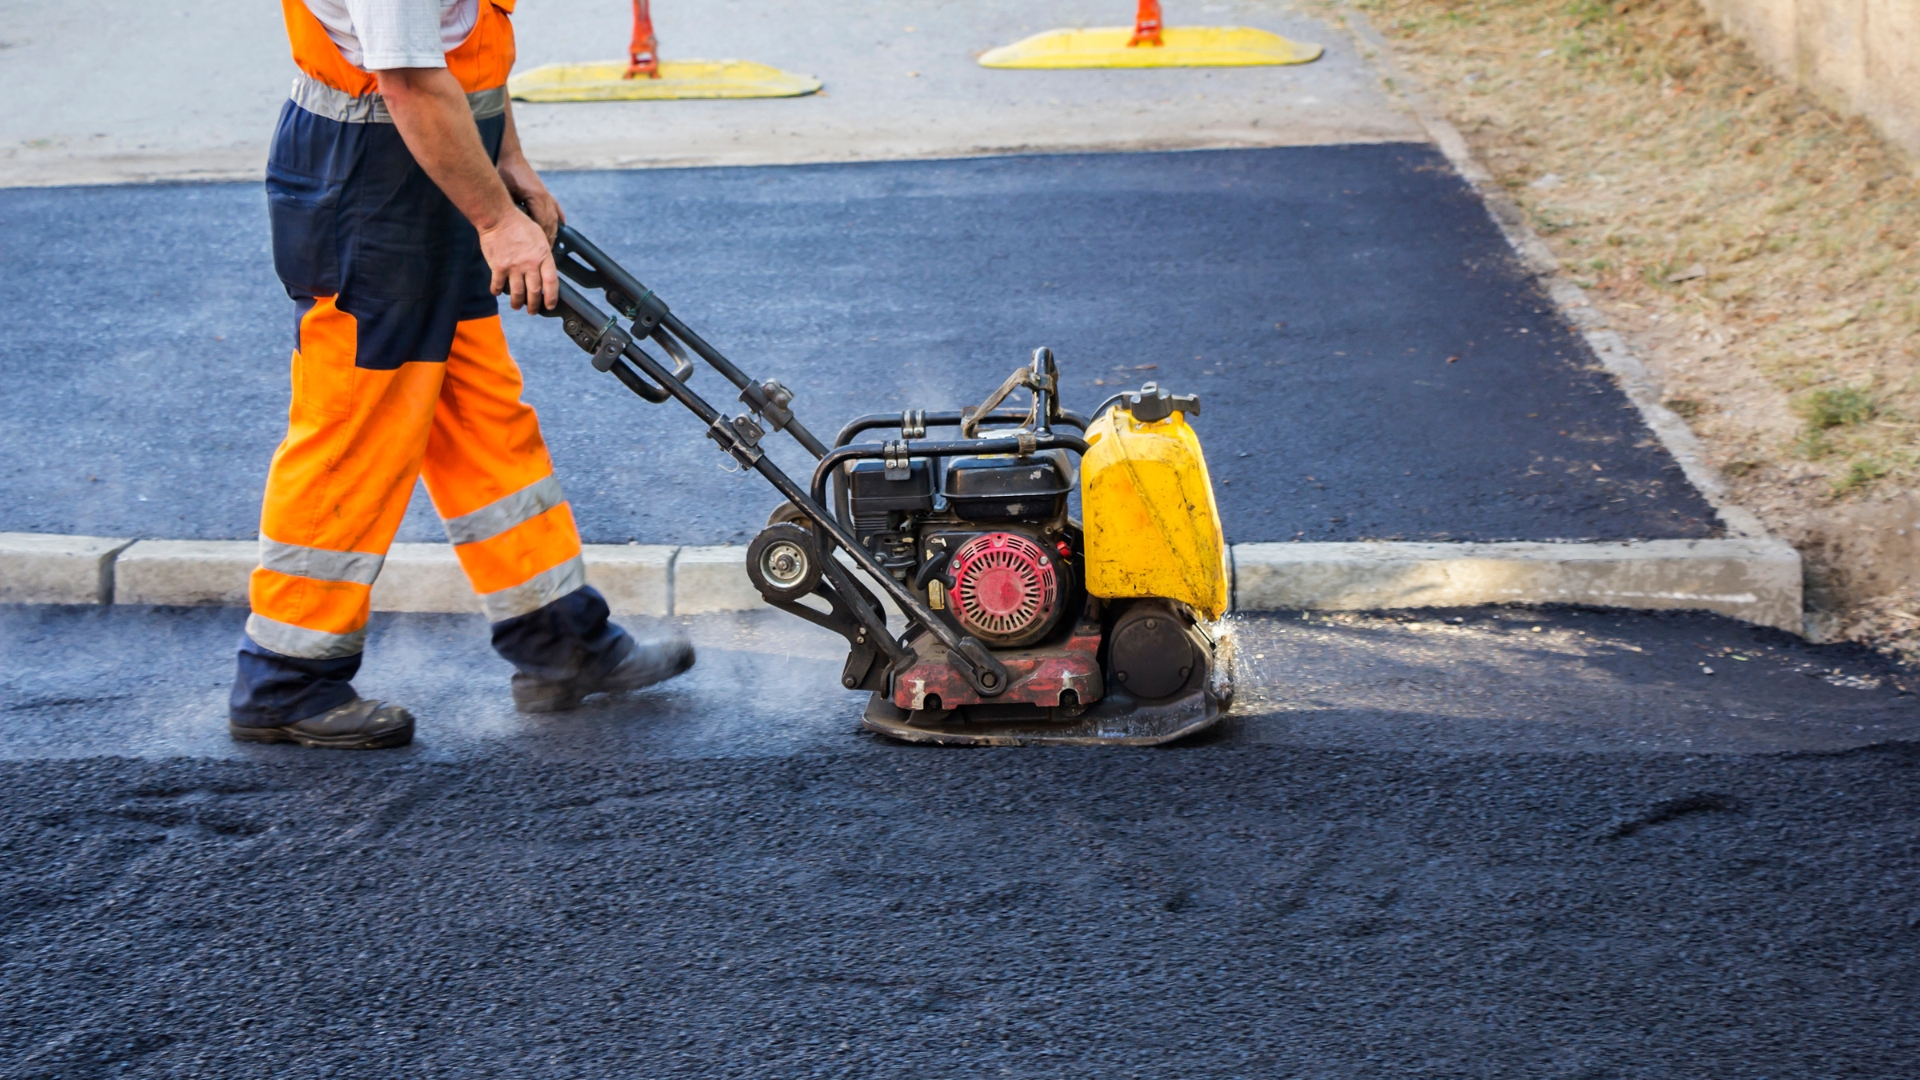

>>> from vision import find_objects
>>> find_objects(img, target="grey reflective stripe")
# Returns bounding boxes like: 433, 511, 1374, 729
289, 74, 509, 124
258, 536, 384, 586
468, 85, 511, 119
442, 475, 568, 546
246, 612, 367, 660
479, 555, 586, 622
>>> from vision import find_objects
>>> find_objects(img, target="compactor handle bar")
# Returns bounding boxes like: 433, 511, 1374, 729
538, 232, 1015, 700
550, 223, 831, 460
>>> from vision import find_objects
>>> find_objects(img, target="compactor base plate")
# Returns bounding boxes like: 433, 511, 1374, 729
863, 631, 1234, 747
863, 689, 1225, 746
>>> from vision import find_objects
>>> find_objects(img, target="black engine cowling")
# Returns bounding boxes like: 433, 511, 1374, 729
942, 452, 1072, 522
846, 450, 1079, 649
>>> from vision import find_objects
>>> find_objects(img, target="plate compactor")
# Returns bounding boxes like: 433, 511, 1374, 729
542, 225, 1234, 746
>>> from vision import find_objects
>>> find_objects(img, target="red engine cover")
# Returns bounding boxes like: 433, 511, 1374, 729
947, 532, 1060, 647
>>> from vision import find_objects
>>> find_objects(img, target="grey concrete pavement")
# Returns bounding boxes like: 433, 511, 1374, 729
0, 0, 1418, 187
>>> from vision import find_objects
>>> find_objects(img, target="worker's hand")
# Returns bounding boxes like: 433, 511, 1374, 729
479, 209, 559, 312
518, 188, 564, 246
500, 156, 564, 246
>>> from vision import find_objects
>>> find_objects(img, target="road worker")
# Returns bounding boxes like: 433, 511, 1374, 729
228, 0, 694, 749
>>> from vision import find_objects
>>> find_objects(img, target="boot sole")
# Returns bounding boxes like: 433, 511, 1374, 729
229, 722, 415, 750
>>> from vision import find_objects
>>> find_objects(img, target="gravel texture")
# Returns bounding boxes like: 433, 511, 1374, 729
4, 743, 1919, 1078
6, 604, 1916, 1077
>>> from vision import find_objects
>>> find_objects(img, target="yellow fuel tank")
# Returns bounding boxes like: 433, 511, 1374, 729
1079, 403, 1229, 620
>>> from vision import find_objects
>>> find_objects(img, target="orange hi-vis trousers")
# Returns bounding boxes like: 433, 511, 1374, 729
232, 0, 634, 728
245, 298, 586, 663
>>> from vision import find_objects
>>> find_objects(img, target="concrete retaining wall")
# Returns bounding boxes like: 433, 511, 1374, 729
1698, 0, 1920, 159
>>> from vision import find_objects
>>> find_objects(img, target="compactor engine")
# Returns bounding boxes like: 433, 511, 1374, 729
544, 224, 1232, 745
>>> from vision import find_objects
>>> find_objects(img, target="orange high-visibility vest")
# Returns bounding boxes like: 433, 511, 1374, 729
278, 0, 518, 97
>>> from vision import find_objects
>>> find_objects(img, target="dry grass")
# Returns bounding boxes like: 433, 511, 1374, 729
1322, 0, 1920, 656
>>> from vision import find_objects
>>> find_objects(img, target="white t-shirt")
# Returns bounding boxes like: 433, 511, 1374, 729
299, 0, 479, 71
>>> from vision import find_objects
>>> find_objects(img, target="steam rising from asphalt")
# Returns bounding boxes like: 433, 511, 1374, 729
0, 604, 864, 764
357, 609, 862, 761
6, 605, 1912, 762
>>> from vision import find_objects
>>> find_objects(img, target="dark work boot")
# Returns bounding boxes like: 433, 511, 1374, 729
229, 697, 416, 750
510, 633, 696, 714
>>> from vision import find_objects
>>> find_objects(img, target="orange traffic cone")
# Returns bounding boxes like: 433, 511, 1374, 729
625, 0, 660, 79
1128, 0, 1164, 47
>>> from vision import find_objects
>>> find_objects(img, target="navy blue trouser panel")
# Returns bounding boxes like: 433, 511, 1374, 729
491, 586, 634, 683
230, 639, 361, 728
265, 101, 504, 370
230, 587, 631, 725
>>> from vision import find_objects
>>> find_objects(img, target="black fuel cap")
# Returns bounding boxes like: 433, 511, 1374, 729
1125, 382, 1200, 423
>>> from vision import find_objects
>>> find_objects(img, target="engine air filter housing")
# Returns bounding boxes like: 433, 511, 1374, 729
943, 452, 1072, 522
946, 531, 1063, 647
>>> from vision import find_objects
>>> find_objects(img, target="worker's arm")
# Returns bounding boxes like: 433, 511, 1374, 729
496, 101, 564, 244
376, 67, 557, 312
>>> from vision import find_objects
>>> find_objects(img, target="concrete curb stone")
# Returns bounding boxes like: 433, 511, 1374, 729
114, 539, 254, 607
0, 534, 1803, 629
103, 540, 678, 617
670, 546, 759, 616
369, 544, 480, 615
584, 545, 676, 617
0, 532, 133, 605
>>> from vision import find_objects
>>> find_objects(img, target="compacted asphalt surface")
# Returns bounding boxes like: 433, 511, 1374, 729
7, 741, 1919, 1079
0, 145, 1717, 547
3, 604, 1918, 1077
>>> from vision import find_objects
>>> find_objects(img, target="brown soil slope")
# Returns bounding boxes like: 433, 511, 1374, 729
1324, 0, 1919, 658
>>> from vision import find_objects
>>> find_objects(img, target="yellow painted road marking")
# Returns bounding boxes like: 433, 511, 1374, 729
509, 60, 821, 102
979, 26, 1323, 70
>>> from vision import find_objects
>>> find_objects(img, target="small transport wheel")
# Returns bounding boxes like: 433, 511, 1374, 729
747, 522, 822, 601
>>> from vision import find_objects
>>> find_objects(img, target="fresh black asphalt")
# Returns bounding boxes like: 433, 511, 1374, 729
5, 735, 1918, 1077
4, 605, 1917, 1076
6, 142, 1899, 1076
0, 145, 1718, 547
